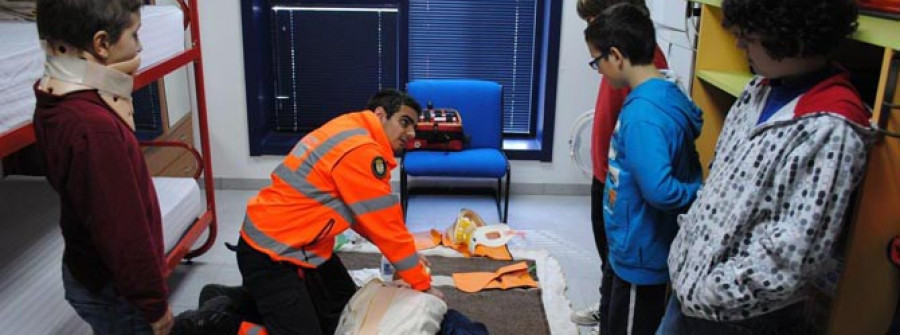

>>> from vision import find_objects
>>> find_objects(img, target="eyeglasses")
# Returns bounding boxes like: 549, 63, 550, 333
588, 55, 603, 70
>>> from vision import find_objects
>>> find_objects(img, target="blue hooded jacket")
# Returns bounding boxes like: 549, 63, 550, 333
603, 77, 703, 285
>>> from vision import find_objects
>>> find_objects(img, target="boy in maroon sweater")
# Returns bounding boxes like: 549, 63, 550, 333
34, 0, 173, 334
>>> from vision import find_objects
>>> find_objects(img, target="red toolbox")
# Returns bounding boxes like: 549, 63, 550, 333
406, 108, 466, 151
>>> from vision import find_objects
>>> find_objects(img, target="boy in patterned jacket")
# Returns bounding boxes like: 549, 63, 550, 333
660, 0, 874, 333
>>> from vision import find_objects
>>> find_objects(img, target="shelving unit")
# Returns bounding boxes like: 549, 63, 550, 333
689, 1, 900, 333
694, 70, 752, 97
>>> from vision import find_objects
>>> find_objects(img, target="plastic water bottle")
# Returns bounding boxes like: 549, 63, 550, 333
380, 255, 395, 281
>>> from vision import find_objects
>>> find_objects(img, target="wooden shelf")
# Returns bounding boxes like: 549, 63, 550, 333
690, 0, 722, 6
856, 15, 900, 51
689, 0, 900, 50
696, 70, 753, 97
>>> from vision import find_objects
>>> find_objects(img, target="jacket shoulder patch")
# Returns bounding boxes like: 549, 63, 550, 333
371, 156, 387, 178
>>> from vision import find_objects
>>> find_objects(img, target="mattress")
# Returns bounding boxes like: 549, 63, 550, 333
0, 5, 185, 135
138, 5, 186, 71
0, 21, 42, 135
152, 177, 205, 253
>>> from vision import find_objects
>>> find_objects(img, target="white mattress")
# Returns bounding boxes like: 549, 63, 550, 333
0, 21, 42, 135
152, 177, 205, 253
138, 5, 186, 71
0, 5, 185, 135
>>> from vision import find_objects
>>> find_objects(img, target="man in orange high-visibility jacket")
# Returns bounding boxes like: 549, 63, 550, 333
235, 89, 443, 335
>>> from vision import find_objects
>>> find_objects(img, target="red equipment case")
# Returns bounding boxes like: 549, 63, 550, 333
406, 108, 466, 151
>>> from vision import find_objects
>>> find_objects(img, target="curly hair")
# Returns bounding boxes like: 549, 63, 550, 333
576, 0, 649, 21
722, 0, 858, 61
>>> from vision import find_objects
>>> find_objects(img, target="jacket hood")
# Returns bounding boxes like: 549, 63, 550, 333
626, 73, 703, 139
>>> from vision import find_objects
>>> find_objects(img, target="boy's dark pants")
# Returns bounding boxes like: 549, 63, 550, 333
593, 177, 614, 333
63, 265, 153, 335
607, 269, 667, 335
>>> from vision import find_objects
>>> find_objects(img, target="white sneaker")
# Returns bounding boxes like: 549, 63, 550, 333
571, 302, 601, 325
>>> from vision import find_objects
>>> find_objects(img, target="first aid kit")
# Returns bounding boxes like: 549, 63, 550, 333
406, 107, 466, 151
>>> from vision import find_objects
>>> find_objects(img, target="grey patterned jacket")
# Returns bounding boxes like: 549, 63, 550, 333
667, 73, 875, 321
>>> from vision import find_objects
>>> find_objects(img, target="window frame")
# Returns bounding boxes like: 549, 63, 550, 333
240, 0, 560, 161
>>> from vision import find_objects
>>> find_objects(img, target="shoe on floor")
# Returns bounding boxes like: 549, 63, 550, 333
571, 302, 601, 325
172, 309, 242, 335
199, 284, 248, 309
199, 296, 233, 313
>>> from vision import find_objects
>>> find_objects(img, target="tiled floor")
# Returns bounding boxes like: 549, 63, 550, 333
0, 177, 602, 334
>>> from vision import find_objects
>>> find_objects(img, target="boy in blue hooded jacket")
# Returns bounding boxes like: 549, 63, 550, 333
584, 4, 702, 334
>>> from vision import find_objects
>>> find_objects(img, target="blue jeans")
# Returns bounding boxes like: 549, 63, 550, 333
656, 296, 687, 335
656, 296, 811, 335
63, 265, 153, 335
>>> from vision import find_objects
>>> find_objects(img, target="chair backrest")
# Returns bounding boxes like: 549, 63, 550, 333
407, 79, 503, 150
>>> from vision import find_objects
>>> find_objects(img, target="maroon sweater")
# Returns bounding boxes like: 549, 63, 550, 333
32, 88, 168, 322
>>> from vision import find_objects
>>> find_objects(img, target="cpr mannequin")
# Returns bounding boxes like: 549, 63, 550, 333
335, 279, 447, 335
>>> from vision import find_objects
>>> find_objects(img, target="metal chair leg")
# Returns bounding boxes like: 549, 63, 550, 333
495, 178, 502, 221
503, 166, 511, 224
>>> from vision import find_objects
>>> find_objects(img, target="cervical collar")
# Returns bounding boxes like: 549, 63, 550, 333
467, 224, 517, 255
38, 42, 141, 130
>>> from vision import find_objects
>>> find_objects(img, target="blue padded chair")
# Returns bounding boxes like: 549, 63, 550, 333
402, 79, 510, 223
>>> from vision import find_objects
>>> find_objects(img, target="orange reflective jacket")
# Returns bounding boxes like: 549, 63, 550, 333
241, 111, 431, 291
238, 321, 268, 335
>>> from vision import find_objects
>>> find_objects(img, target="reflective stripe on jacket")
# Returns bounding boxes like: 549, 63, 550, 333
241, 111, 431, 290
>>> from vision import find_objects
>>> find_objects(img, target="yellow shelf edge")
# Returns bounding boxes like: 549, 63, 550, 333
854, 16, 900, 51
690, 1, 900, 50
696, 70, 753, 97
689, 0, 722, 6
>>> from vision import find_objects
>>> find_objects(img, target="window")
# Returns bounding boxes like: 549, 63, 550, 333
270, 5, 399, 133
408, 0, 536, 135
242, 0, 560, 160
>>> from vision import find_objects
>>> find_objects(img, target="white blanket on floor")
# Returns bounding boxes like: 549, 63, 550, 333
338, 240, 578, 335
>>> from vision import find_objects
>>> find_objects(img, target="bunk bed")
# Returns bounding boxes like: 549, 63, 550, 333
0, 0, 216, 277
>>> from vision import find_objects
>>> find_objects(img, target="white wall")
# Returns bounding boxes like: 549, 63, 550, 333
194, 0, 691, 188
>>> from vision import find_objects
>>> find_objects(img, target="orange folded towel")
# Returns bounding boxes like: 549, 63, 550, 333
413, 229, 443, 250
452, 262, 538, 293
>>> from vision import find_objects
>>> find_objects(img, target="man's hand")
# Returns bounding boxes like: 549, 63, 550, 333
425, 287, 445, 301
151, 306, 174, 335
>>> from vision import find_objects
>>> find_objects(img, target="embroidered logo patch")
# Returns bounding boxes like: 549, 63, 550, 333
372, 156, 387, 178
